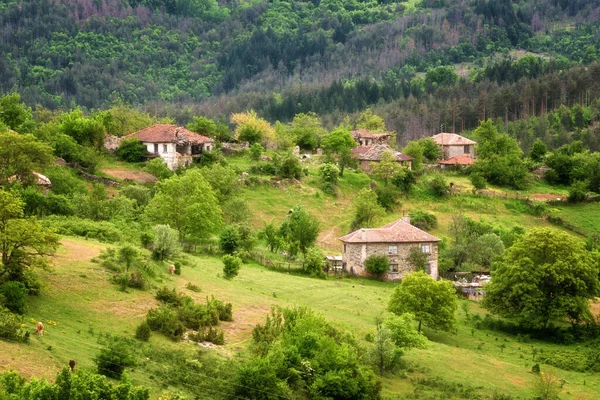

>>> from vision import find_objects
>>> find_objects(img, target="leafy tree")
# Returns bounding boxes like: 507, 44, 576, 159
0, 131, 54, 186
118, 245, 139, 272
187, 116, 217, 137
135, 321, 152, 342
482, 229, 600, 328
529, 139, 548, 162
0, 190, 59, 285
303, 246, 325, 278
231, 110, 276, 147
145, 169, 222, 241
276, 152, 303, 179
469, 233, 504, 269
383, 313, 428, 349
391, 168, 416, 197
356, 108, 386, 132
369, 325, 401, 374
319, 163, 339, 193
425, 66, 458, 91
279, 205, 319, 257
568, 181, 588, 203
402, 141, 425, 172
58, 109, 105, 148
371, 150, 402, 183
469, 172, 487, 190
100, 103, 153, 136
388, 271, 457, 332
94, 337, 136, 379
419, 138, 442, 162
0, 281, 28, 314
288, 112, 326, 150
321, 127, 357, 176
351, 188, 385, 229
0, 93, 33, 132
364, 255, 390, 277
199, 164, 240, 202
261, 221, 283, 253
116, 138, 148, 162
219, 225, 242, 255
222, 254, 242, 280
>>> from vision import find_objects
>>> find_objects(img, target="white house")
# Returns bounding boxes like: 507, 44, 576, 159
128, 124, 214, 170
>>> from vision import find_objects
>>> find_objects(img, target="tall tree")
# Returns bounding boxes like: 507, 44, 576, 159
482, 228, 600, 328
145, 169, 222, 241
279, 205, 320, 257
0, 131, 54, 186
351, 188, 385, 230
321, 127, 357, 176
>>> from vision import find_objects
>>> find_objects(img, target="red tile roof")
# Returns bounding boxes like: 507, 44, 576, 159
438, 155, 476, 165
128, 124, 213, 145
339, 219, 440, 243
352, 145, 413, 162
431, 133, 476, 146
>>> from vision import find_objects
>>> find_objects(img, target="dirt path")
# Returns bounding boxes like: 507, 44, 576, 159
102, 168, 157, 184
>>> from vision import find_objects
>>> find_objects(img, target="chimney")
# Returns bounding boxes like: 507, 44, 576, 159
401, 212, 410, 225
360, 229, 366, 241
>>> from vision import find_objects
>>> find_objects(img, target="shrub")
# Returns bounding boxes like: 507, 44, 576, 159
144, 158, 173, 180
0, 306, 27, 342
427, 174, 450, 197
222, 255, 242, 280
116, 138, 147, 162
568, 181, 588, 203
185, 282, 201, 292
152, 224, 181, 261
409, 210, 438, 230
146, 306, 185, 341
277, 152, 303, 179
173, 261, 181, 275
248, 143, 263, 161
135, 321, 151, 341
408, 247, 428, 272
43, 216, 123, 243
155, 287, 185, 307
364, 255, 390, 277
114, 271, 147, 291
469, 172, 487, 190
319, 163, 339, 193
0, 281, 28, 315
219, 225, 242, 254
94, 337, 136, 379
375, 184, 400, 211
303, 247, 325, 278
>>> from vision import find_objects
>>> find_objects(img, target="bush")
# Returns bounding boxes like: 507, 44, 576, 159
116, 138, 147, 162
144, 158, 173, 180
248, 143, 263, 161
152, 225, 181, 261
0, 306, 28, 342
114, 271, 147, 291
319, 163, 339, 193
409, 210, 438, 230
43, 216, 123, 243
94, 337, 136, 379
135, 321, 152, 341
222, 255, 242, 280
219, 225, 242, 255
303, 247, 325, 278
155, 287, 185, 307
568, 181, 588, 203
173, 261, 181, 275
0, 281, 28, 315
469, 172, 487, 190
146, 306, 185, 341
364, 255, 389, 277
427, 174, 450, 197
375, 184, 400, 211
276, 153, 303, 179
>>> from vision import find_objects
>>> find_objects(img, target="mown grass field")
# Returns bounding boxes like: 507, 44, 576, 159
3, 236, 599, 399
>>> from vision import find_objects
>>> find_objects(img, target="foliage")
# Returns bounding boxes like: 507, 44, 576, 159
135, 321, 152, 341
356, 108, 386, 132
318, 163, 339, 193
0, 93, 32, 132
532, 373, 561, 400
144, 158, 173, 180
409, 210, 437, 231
94, 337, 137, 379
187, 116, 217, 137
219, 225, 242, 255
482, 228, 600, 329
0, 190, 59, 285
0, 281, 27, 314
145, 169, 222, 240
43, 216, 123, 243
402, 141, 425, 173
248, 143, 263, 161
408, 247, 428, 272
231, 110, 276, 147
375, 184, 400, 212
58, 108, 105, 148
391, 168, 416, 197
383, 313, 428, 349
469, 233, 505, 269
279, 205, 319, 257
369, 325, 402, 374
321, 127, 357, 176
568, 181, 588, 203
0, 131, 54, 186
469, 172, 488, 190
388, 271, 457, 332
0, 306, 28, 342
222, 255, 242, 280
288, 112, 326, 150
371, 150, 402, 183
199, 164, 240, 203
427, 173, 450, 197
364, 255, 389, 277
116, 138, 148, 162
276, 152, 303, 179
530, 139, 548, 162
351, 188, 385, 230
261, 221, 284, 253
303, 246, 325, 278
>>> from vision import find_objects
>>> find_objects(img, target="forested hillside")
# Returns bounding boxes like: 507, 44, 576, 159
1, 0, 599, 140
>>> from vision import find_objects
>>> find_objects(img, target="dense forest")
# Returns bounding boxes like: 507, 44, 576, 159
1, 0, 599, 139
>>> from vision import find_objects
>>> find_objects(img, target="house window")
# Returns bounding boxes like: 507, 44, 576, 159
389, 264, 398, 273
464, 145, 470, 154
421, 244, 431, 254
388, 245, 398, 255
163, 144, 168, 153
153, 143, 159, 153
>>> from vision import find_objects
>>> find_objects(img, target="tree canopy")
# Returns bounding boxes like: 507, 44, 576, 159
482, 228, 600, 328
0, 131, 54, 186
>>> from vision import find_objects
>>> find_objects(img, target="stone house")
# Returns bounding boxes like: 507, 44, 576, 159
127, 124, 214, 170
351, 129, 392, 146
339, 217, 440, 281
352, 145, 413, 173
431, 133, 476, 161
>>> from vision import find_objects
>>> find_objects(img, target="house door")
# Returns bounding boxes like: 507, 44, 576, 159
153, 143, 159, 154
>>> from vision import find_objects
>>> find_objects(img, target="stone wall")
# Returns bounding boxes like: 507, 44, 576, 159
443, 144, 475, 159
342, 241, 438, 281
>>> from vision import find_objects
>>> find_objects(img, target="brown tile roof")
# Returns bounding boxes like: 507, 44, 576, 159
431, 133, 476, 146
352, 145, 413, 162
128, 124, 213, 145
351, 129, 391, 140
438, 155, 476, 165
339, 219, 440, 243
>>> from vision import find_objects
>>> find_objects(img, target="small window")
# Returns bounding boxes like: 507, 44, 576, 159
153, 143, 159, 153
421, 244, 431, 254
388, 245, 398, 255
389, 264, 398, 273
464, 145, 470, 154
425, 263, 431, 274
163, 144, 168, 153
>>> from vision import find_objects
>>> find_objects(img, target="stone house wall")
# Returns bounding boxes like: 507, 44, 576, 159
442, 144, 475, 159
342, 241, 438, 281
144, 142, 178, 170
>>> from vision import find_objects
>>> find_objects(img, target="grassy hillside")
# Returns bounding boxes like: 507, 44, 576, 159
4, 236, 599, 399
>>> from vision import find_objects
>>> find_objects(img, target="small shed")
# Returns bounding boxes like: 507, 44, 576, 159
324, 256, 344, 272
